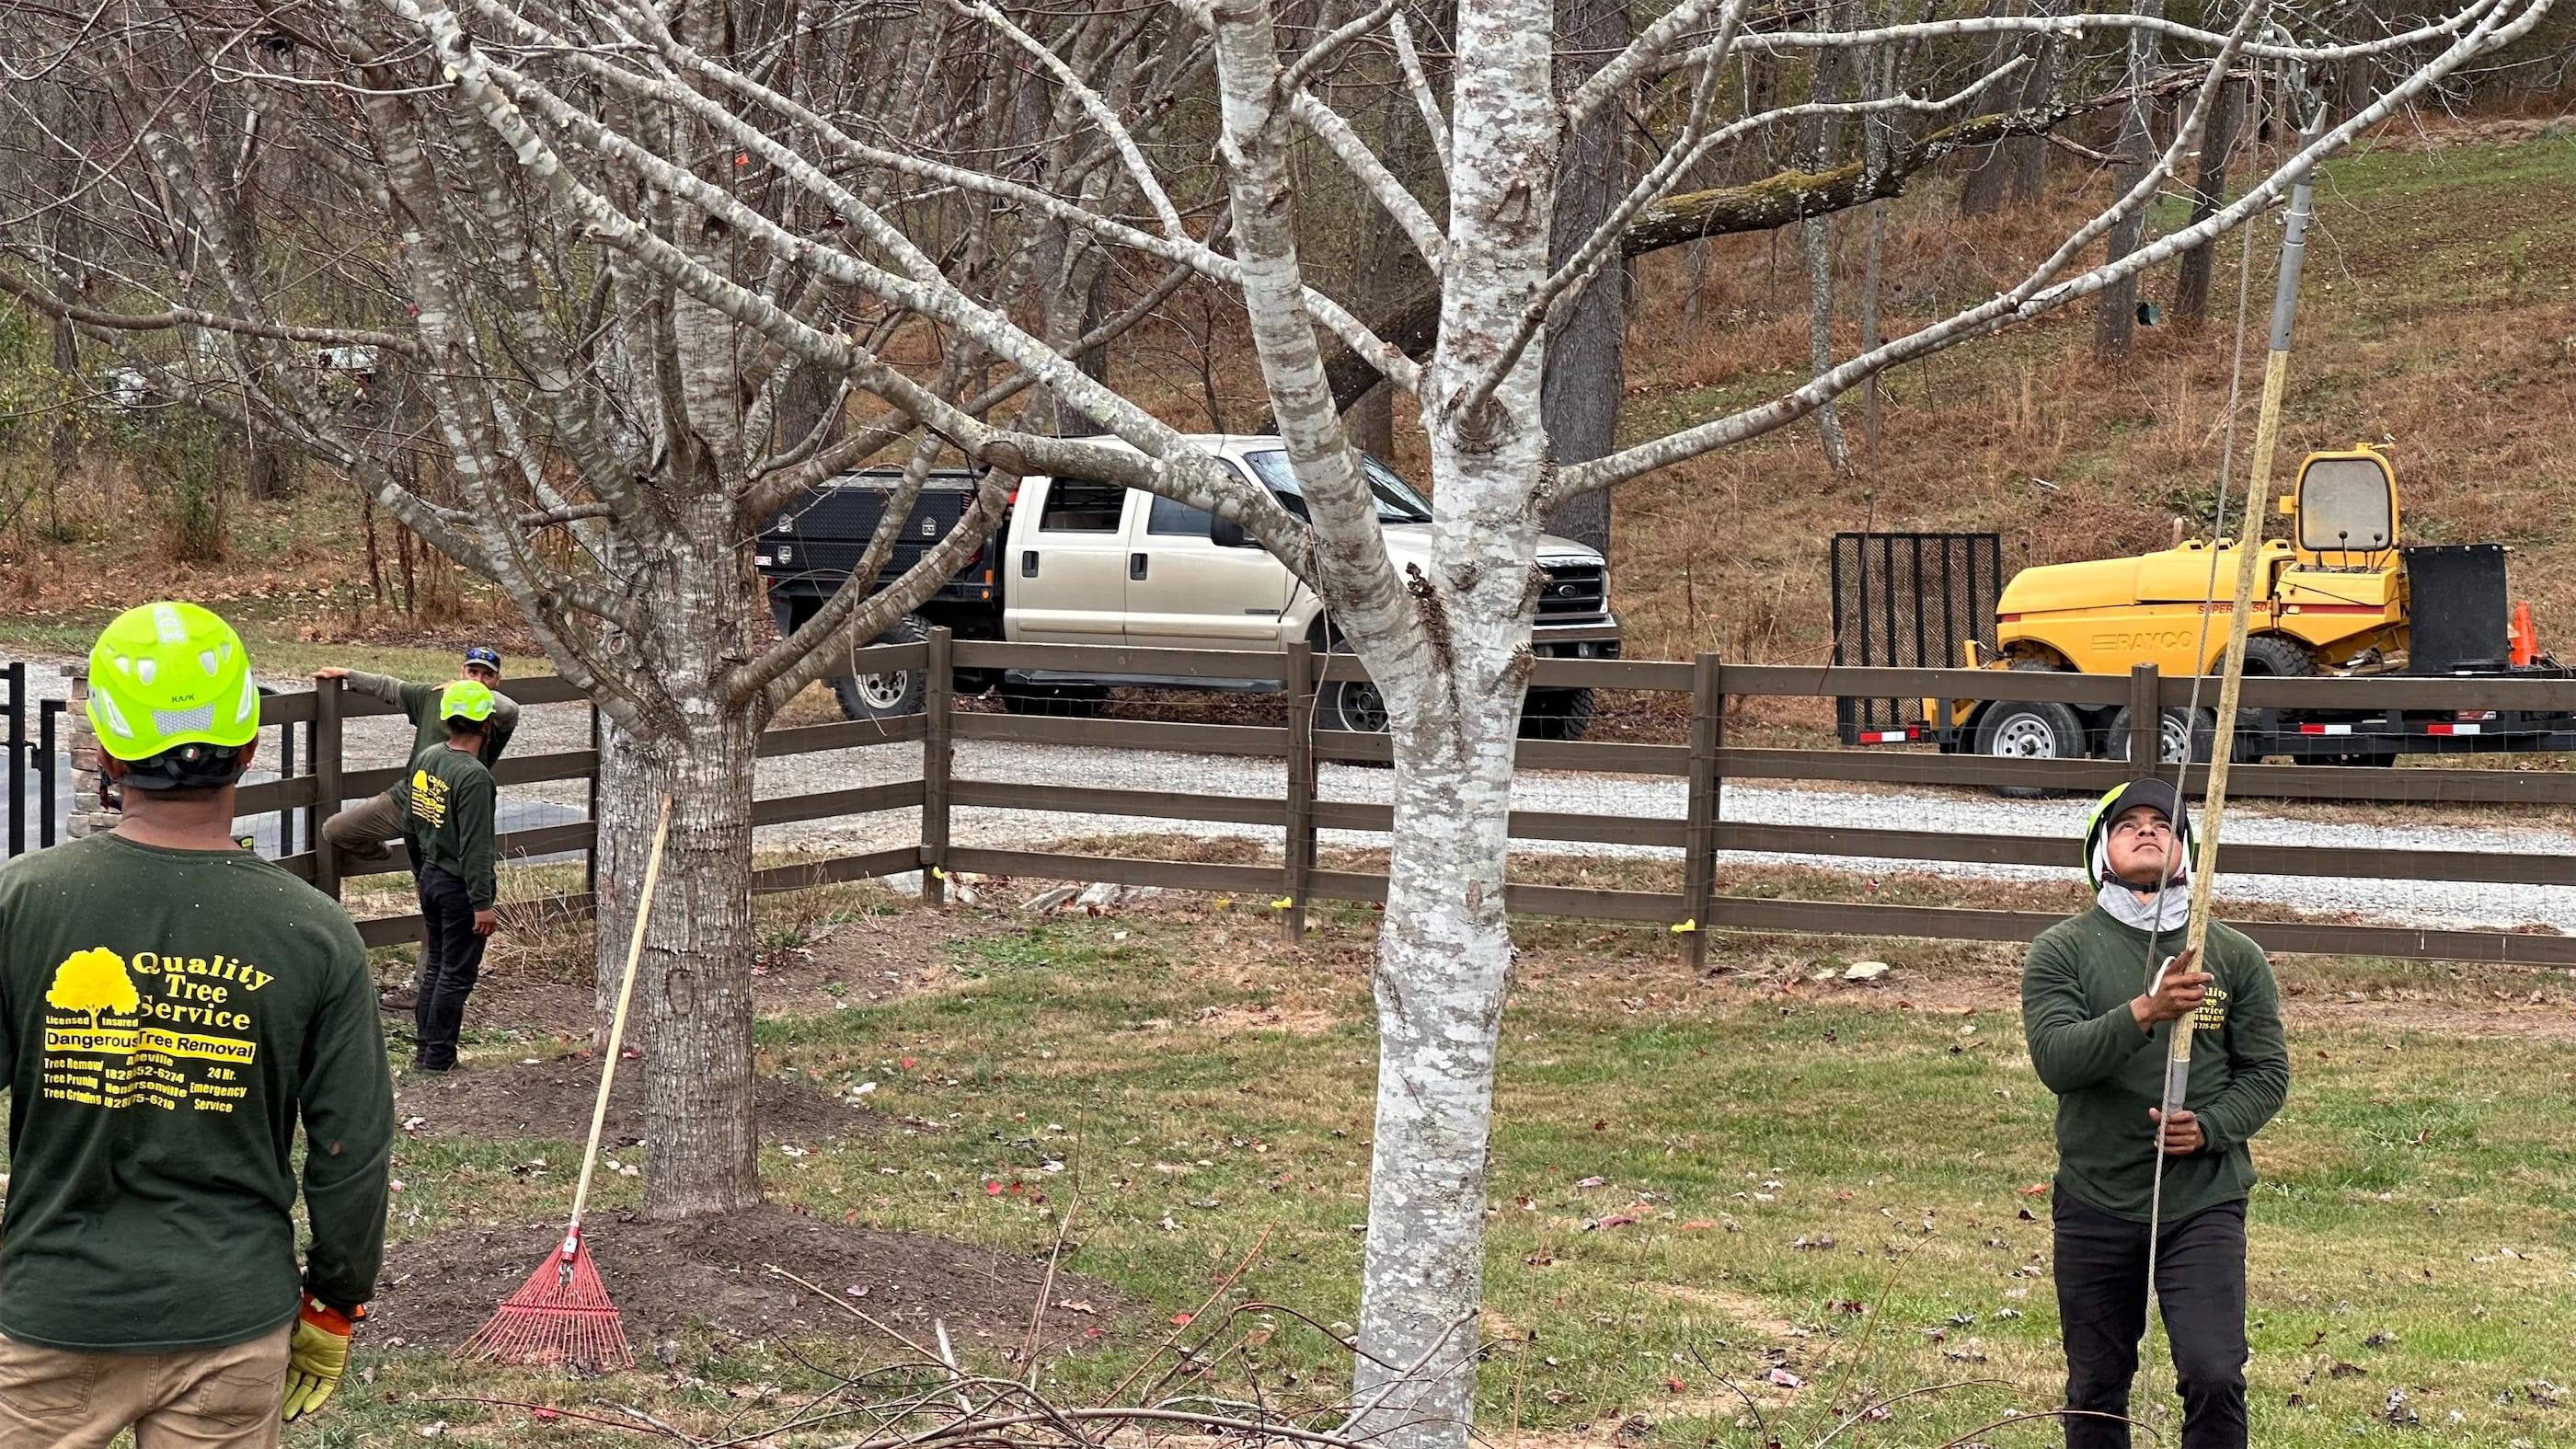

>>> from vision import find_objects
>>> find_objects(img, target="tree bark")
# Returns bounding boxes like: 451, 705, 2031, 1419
2171, 77, 2246, 330
2093, 0, 2164, 362
1798, 9, 1858, 474
1351, 701, 1518, 1444
589, 491, 769, 1216
1537, 0, 1631, 556
1956, 3, 2023, 216
631, 719, 764, 1218
2009, 9, 2065, 204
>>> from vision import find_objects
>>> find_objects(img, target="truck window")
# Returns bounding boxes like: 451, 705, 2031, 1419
1146, 495, 1214, 538
1037, 478, 1127, 533
1242, 450, 1432, 523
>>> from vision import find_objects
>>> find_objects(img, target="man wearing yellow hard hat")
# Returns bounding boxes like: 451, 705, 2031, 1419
399, 678, 500, 1074
0, 602, 390, 1440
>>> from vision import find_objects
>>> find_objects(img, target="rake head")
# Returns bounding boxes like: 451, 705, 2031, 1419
456, 1226, 633, 1373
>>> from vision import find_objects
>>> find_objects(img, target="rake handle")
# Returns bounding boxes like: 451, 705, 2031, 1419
567, 794, 673, 1236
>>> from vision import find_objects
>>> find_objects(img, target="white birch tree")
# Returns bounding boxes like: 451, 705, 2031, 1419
2, 1, 2553, 1442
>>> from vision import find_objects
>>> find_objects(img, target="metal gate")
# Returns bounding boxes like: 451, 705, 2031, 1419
6, 661, 68, 857
1829, 533, 2004, 742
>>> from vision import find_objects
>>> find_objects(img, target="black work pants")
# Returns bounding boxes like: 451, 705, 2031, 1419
2053, 1190, 2248, 1449
413, 865, 487, 1071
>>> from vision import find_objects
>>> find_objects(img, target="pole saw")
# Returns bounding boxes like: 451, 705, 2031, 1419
2144, 110, 2328, 1313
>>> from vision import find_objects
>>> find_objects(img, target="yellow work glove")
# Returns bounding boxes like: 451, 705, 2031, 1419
281, 1296, 361, 1421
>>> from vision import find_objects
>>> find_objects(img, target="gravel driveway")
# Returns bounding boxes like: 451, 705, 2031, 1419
14, 661, 2571, 934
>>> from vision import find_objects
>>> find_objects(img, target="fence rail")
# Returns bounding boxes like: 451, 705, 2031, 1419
24, 640, 2573, 967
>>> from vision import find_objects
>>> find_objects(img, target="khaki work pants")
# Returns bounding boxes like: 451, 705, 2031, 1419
320, 786, 406, 863
0, 1325, 292, 1449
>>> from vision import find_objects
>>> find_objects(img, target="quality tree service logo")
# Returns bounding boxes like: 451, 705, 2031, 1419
47, 947, 142, 1030
40, 945, 270, 1112
409, 766, 451, 828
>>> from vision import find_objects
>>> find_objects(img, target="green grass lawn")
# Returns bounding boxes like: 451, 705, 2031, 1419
271, 892, 2576, 1447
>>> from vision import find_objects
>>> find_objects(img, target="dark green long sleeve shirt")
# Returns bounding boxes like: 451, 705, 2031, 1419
400, 744, 499, 908
342, 670, 519, 770
0, 834, 393, 1350
2021, 906, 2290, 1222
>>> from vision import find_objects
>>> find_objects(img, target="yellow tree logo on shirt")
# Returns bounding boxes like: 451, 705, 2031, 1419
409, 766, 451, 829
47, 948, 142, 1029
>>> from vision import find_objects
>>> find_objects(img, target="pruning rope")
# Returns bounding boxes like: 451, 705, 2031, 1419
2137, 54, 2329, 1367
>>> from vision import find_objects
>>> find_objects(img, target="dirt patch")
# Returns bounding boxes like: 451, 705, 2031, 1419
396, 1054, 875, 1146
374, 1205, 1134, 1357
1649, 1282, 1801, 1339
373, 905, 972, 1037
1191, 1003, 1343, 1037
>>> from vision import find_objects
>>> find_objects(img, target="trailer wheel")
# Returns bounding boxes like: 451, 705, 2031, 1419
828, 613, 930, 721
1976, 698, 2085, 798
2104, 706, 2218, 765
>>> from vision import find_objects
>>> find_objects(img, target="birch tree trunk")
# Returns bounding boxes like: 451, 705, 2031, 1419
1351, 697, 1522, 1444
632, 717, 764, 1217
587, 485, 770, 1213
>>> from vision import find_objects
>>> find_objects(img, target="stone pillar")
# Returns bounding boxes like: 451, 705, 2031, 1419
63, 666, 118, 839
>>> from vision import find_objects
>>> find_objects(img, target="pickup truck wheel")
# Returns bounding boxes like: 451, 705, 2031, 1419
1320, 677, 1391, 735
828, 615, 930, 721
1519, 687, 1597, 741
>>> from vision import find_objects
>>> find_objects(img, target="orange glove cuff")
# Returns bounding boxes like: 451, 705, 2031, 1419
299, 1297, 361, 1337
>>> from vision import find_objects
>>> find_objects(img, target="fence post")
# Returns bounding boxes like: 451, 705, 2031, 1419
1282, 641, 1317, 945
921, 627, 952, 905
63, 667, 115, 841
1681, 653, 1724, 968
313, 675, 343, 900
2127, 662, 2160, 768
303, 716, 320, 861
278, 718, 298, 857
583, 699, 602, 898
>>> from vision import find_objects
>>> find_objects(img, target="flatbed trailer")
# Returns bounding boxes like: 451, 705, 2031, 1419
1829, 530, 2576, 767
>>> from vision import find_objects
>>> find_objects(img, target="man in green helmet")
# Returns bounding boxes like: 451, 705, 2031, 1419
314, 644, 517, 867
2021, 777, 2290, 1449
0, 602, 391, 1442
400, 679, 500, 1074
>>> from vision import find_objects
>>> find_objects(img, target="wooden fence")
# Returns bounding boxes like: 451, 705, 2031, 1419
188, 639, 2576, 965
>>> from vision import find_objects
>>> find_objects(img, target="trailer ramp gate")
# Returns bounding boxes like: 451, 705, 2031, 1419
1829, 532, 2003, 745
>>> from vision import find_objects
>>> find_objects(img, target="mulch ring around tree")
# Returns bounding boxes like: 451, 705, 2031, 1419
373, 1206, 1134, 1357
395, 1053, 876, 1147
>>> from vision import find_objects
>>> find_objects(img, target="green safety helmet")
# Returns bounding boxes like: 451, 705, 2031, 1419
438, 679, 498, 726
86, 601, 260, 788
2082, 777, 2194, 887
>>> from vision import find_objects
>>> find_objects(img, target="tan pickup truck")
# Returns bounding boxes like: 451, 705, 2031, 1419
758, 434, 1621, 737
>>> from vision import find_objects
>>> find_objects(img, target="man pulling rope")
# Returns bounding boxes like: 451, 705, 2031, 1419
2023, 779, 2290, 1448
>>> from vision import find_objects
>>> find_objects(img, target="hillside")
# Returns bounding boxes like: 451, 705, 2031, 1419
5, 116, 2571, 707
1600, 116, 2576, 672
